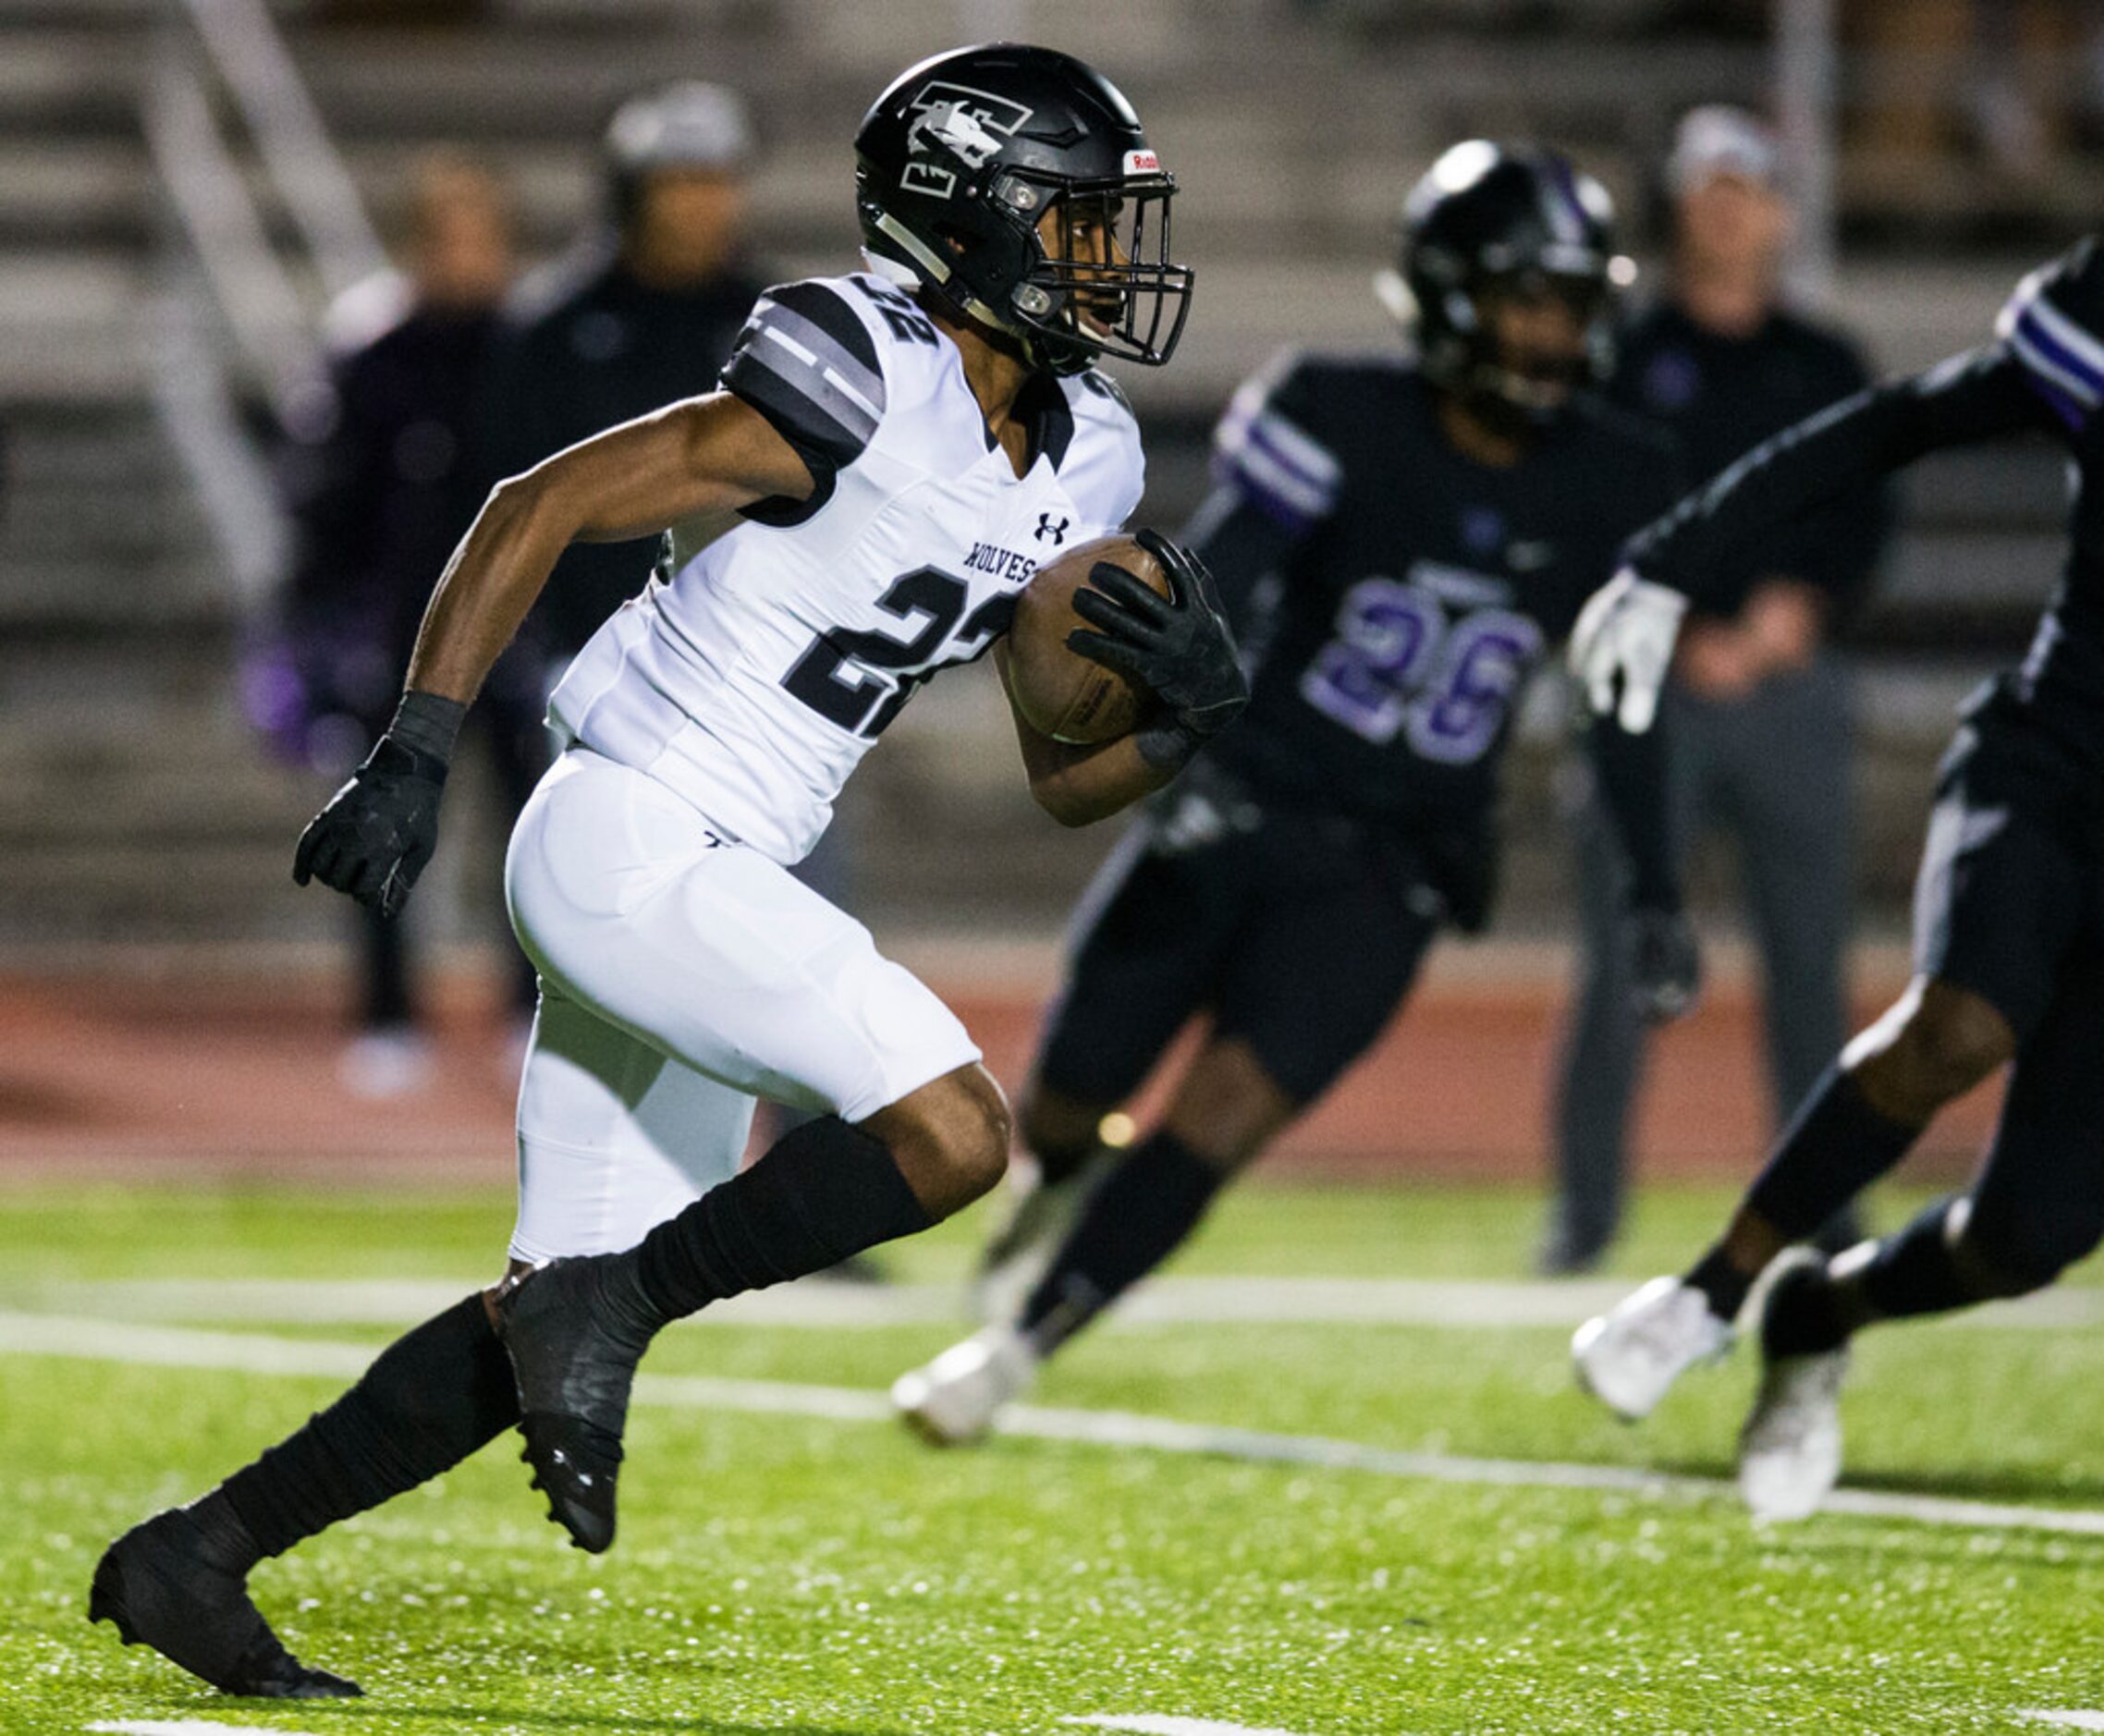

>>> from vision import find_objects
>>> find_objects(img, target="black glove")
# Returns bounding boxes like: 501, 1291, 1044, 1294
1067, 527, 1249, 767
292, 691, 463, 919
1628, 907, 1701, 1024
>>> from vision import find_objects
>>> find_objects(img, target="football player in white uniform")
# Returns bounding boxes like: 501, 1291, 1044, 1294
89, 43, 1242, 1701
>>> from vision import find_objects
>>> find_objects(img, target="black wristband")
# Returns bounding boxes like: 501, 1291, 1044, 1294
385, 690, 468, 767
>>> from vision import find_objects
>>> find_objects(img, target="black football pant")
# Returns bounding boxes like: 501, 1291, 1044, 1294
1035, 807, 1441, 1115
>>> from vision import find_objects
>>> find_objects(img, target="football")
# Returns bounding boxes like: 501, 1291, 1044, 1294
1007, 533, 1173, 744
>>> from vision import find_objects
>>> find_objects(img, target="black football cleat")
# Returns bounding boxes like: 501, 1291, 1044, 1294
493, 1256, 661, 1554
89, 1506, 361, 1699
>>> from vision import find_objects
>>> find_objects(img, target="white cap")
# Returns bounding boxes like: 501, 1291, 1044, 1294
1667, 105, 1781, 197
606, 81, 755, 175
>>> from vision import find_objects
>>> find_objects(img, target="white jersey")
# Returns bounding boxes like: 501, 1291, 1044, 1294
546, 271, 1146, 863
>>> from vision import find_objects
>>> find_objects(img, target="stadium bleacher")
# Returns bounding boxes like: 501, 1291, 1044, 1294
0, 0, 2077, 944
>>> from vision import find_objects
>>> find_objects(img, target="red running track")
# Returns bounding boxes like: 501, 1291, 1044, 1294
0, 948, 2000, 1185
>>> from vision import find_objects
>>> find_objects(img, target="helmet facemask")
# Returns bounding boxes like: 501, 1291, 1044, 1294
997, 170, 1191, 373
1401, 241, 1618, 435
1462, 265, 1614, 427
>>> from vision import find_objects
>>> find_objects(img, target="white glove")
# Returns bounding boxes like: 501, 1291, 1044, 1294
1568, 568, 1688, 734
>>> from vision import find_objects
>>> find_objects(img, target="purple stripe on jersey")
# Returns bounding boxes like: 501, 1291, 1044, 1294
2017, 304, 2104, 397
1241, 415, 1337, 498
1212, 448, 1319, 533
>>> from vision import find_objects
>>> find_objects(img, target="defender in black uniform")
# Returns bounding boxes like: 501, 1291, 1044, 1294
1572, 237, 2104, 1521
895, 141, 1698, 1443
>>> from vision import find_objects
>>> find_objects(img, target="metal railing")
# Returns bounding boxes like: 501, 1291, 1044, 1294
141, 0, 388, 601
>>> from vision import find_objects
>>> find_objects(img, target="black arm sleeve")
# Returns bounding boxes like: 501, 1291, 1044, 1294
1753, 342, 1894, 624
1586, 712, 1679, 914
1629, 347, 2052, 605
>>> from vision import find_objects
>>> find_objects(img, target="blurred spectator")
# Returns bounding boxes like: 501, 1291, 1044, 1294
1545, 107, 1893, 1273
263, 153, 542, 1095
471, 81, 767, 665
1851, 0, 2091, 178
470, 80, 860, 918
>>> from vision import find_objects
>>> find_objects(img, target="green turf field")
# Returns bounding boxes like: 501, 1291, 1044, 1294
4, 1179, 2102, 1735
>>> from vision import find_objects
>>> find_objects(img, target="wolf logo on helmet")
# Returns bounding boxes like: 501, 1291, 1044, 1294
902, 84, 1034, 197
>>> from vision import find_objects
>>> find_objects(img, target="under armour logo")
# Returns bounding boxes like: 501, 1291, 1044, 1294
1034, 514, 1070, 545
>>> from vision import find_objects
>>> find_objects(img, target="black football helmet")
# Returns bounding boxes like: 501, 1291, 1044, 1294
854, 43, 1193, 375
1378, 140, 1630, 426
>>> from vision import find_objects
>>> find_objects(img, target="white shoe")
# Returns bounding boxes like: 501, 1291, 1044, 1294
336, 1026, 434, 1099
891, 1324, 1037, 1447
1572, 1275, 1734, 1421
1738, 1253, 1850, 1521
1738, 1348, 1848, 1522
968, 1153, 1110, 1323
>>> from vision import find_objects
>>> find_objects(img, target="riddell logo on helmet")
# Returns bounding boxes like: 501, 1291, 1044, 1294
903, 83, 1034, 199
1124, 150, 1160, 174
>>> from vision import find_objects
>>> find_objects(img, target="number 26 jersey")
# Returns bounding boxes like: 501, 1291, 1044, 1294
1205, 351, 1681, 823
546, 271, 1144, 863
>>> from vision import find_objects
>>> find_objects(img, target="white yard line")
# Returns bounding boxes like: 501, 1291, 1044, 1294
2021, 1717, 2104, 1731
87, 1721, 324, 1736
1066, 1716, 1325, 1736
9, 1310, 2104, 1539
23, 1275, 2104, 1331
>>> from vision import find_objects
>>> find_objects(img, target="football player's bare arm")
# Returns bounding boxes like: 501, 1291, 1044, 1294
996, 642, 1177, 827
405, 393, 812, 703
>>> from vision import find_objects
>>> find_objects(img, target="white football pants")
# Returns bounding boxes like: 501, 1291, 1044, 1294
502, 748, 980, 1263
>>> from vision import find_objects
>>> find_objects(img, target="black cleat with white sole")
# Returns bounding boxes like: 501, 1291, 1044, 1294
89, 1506, 361, 1699
493, 1255, 662, 1554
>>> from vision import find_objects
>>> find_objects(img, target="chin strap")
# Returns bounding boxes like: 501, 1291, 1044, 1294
867, 211, 1081, 374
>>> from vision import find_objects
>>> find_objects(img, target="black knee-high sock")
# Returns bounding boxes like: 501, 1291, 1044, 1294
1690, 1067, 1922, 1323
1018, 1131, 1228, 1357
1763, 1197, 1987, 1357
1744, 1066, 1922, 1242
1032, 1130, 1107, 1189
630, 1115, 933, 1323
214, 1294, 520, 1563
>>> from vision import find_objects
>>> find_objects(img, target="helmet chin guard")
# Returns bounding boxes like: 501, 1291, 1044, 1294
854, 43, 1193, 375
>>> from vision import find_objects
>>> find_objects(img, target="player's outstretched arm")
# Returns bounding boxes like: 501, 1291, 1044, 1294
293, 394, 813, 914
1573, 345, 2051, 735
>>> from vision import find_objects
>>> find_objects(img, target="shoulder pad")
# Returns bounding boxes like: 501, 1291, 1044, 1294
1210, 348, 1357, 533
721, 276, 889, 470
1997, 238, 2104, 431
1075, 368, 1134, 417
